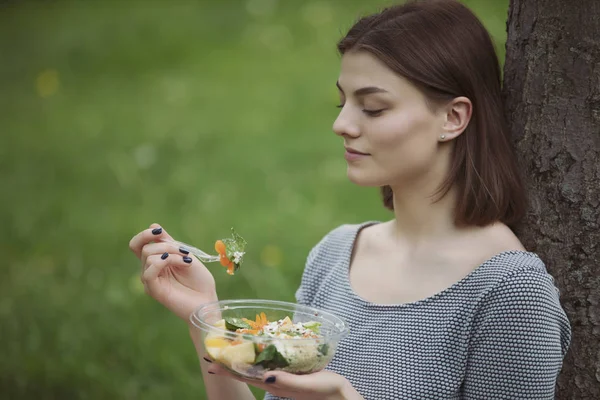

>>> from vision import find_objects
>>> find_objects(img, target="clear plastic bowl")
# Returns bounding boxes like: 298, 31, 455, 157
189, 299, 349, 379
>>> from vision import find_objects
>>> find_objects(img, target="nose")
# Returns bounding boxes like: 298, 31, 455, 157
332, 107, 360, 138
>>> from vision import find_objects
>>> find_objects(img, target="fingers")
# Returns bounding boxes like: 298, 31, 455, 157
142, 252, 194, 288
129, 223, 174, 259
261, 370, 346, 395
205, 361, 267, 387
201, 350, 348, 398
140, 242, 184, 266
203, 356, 296, 392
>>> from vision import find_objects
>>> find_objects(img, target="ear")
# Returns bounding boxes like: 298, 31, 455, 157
439, 96, 472, 142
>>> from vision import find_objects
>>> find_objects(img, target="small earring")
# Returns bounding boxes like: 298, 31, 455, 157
440, 134, 446, 140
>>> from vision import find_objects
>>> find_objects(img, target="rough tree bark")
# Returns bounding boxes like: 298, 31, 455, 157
503, 0, 600, 398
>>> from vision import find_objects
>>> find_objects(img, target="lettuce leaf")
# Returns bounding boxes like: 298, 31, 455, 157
222, 228, 247, 271
254, 344, 289, 369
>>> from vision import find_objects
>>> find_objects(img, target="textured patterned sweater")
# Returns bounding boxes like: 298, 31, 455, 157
264, 222, 571, 400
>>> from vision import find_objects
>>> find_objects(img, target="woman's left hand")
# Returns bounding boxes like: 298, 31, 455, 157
205, 359, 363, 400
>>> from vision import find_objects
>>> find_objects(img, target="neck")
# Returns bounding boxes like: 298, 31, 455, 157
388, 181, 458, 243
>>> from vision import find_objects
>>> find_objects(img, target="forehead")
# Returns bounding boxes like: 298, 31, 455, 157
337, 50, 412, 94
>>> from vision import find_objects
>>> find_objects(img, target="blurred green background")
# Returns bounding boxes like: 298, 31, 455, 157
0, 0, 508, 398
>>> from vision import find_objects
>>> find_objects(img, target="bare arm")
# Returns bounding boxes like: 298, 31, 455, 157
129, 225, 256, 400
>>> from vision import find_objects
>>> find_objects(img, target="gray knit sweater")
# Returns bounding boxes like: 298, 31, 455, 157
264, 222, 571, 400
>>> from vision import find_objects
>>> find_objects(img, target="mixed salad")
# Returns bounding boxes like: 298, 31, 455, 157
214, 228, 247, 275
204, 313, 331, 376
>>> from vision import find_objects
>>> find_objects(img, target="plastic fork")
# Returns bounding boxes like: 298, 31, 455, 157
160, 237, 221, 263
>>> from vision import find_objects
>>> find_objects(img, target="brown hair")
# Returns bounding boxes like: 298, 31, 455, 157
337, 0, 527, 228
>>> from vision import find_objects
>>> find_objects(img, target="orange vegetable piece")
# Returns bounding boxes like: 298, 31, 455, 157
220, 253, 230, 267
215, 240, 226, 255
242, 312, 269, 330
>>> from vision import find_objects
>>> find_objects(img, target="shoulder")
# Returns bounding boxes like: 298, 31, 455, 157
294, 221, 378, 305
471, 252, 572, 354
473, 250, 556, 300
450, 221, 527, 283
479, 252, 560, 303
307, 221, 379, 263
465, 222, 526, 265
484, 222, 526, 251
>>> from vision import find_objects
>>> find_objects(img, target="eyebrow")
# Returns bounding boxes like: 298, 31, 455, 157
336, 81, 388, 97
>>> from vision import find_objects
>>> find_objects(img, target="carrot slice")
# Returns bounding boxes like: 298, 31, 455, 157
220, 253, 230, 267
242, 313, 269, 330
215, 240, 226, 255
259, 312, 268, 326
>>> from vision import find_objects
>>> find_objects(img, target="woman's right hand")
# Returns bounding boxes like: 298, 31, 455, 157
129, 223, 218, 321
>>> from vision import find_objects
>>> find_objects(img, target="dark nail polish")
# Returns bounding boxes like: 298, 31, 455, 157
203, 357, 212, 363
183, 256, 192, 263
179, 247, 190, 255
161, 252, 169, 260
265, 376, 276, 383
151, 227, 162, 235
208, 371, 215, 375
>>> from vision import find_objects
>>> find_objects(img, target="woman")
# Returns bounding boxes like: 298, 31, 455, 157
129, 1, 571, 399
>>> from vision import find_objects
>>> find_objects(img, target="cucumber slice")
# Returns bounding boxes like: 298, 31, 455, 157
303, 321, 322, 334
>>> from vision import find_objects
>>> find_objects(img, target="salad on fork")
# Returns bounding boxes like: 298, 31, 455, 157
162, 228, 247, 275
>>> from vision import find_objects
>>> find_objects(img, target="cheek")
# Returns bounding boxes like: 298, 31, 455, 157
371, 113, 434, 154
370, 113, 439, 176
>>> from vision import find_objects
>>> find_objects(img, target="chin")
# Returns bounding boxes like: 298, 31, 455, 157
346, 168, 384, 187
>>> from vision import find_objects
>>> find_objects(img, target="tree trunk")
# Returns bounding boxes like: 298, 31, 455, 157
503, 0, 600, 398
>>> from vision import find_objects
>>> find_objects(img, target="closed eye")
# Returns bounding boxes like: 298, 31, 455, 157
336, 103, 385, 117
363, 109, 385, 117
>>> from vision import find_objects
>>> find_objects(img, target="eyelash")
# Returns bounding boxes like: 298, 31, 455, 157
336, 104, 385, 117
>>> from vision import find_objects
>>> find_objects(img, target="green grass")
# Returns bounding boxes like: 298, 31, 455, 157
0, 0, 508, 398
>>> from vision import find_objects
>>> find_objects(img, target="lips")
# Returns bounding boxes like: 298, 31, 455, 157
344, 147, 370, 155
344, 147, 370, 162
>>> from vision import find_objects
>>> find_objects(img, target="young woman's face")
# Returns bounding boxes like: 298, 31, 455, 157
333, 50, 447, 189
